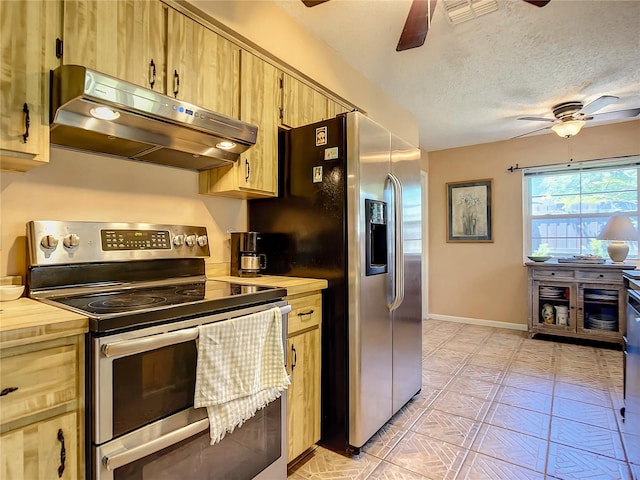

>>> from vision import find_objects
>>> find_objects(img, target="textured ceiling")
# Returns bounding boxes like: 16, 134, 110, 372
271, 0, 640, 151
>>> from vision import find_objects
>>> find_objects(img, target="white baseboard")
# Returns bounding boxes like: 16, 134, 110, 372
426, 314, 528, 332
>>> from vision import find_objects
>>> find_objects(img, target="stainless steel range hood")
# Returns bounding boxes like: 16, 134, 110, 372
50, 65, 258, 170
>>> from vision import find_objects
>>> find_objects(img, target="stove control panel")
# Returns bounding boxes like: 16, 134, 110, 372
101, 229, 171, 251
27, 221, 210, 266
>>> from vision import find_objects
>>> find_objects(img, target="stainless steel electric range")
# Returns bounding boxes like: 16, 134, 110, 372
26, 221, 289, 480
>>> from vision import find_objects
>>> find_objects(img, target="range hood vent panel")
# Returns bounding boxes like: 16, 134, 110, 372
50, 65, 258, 171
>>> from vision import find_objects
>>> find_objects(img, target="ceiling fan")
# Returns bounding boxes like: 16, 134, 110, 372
515, 95, 640, 139
301, 0, 551, 51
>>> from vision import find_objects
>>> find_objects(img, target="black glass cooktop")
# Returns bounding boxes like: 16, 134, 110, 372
41, 280, 286, 333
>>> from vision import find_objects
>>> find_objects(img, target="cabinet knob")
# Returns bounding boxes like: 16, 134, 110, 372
173, 70, 180, 97
22, 103, 30, 143
57, 429, 66, 478
291, 344, 297, 371
0, 387, 18, 396
149, 59, 156, 89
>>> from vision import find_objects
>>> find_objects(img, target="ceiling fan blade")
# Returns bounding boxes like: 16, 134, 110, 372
522, 0, 551, 6
396, 0, 436, 52
588, 108, 640, 122
301, 0, 329, 6
581, 95, 619, 115
518, 116, 556, 123
510, 125, 554, 140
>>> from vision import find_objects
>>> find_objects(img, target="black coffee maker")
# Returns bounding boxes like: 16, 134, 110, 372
230, 232, 266, 277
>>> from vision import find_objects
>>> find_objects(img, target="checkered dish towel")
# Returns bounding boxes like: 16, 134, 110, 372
194, 306, 290, 445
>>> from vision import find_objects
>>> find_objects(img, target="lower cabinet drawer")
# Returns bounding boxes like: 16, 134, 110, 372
287, 293, 322, 334
0, 344, 78, 426
576, 269, 622, 282
532, 269, 574, 280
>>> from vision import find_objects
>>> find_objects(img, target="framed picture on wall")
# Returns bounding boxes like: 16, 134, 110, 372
446, 179, 493, 242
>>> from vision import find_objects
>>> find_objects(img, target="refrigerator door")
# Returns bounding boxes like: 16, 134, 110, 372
391, 134, 423, 414
346, 112, 394, 448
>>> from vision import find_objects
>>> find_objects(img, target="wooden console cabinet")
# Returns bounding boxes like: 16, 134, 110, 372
527, 261, 635, 344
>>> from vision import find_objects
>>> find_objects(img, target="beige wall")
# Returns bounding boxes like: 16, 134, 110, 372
427, 120, 640, 327
0, 148, 247, 277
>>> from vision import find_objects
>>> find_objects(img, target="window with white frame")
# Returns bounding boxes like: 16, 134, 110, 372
523, 156, 640, 259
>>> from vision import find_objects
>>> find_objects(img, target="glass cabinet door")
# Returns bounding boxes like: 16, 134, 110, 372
579, 285, 622, 336
535, 282, 574, 331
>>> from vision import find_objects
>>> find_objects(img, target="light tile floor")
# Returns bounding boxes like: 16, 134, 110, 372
287, 319, 638, 480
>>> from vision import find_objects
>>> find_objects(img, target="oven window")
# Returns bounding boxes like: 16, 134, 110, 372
112, 399, 281, 480
113, 342, 197, 438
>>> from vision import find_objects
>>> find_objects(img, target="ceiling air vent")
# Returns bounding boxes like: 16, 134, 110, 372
443, 0, 498, 25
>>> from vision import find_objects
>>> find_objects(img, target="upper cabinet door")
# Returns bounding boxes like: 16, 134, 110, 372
281, 73, 328, 128
238, 52, 280, 195
0, 0, 60, 171
166, 8, 240, 118
198, 51, 279, 198
62, 0, 166, 92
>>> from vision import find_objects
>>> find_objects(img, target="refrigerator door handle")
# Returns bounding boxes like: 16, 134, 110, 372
387, 172, 404, 311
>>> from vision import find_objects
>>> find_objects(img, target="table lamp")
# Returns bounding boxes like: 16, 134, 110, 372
597, 215, 637, 262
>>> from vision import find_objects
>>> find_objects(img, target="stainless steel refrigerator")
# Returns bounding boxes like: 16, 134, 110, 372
249, 111, 422, 452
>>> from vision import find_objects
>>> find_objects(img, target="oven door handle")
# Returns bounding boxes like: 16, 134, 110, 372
101, 305, 291, 358
102, 327, 199, 358
103, 417, 210, 470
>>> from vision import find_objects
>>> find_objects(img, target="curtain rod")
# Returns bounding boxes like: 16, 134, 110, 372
507, 154, 640, 173
506, 159, 576, 173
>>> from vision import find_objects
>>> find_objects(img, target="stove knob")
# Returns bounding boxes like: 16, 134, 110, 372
185, 234, 197, 247
173, 234, 185, 247
196, 235, 208, 247
63, 233, 80, 249
40, 235, 59, 250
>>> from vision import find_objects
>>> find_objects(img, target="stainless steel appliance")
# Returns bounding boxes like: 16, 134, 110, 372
50, 65, 258, 170
26, 221, 289, 480
230, 232, 267, 277
249, 111, 422, 452
623, 275, 640, 471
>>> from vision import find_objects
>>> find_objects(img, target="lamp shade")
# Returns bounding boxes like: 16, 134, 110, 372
597, 215, 638, 241
551, 120, 586, 138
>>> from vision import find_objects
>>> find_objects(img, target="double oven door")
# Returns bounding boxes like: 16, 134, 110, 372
90, 301, 290, 480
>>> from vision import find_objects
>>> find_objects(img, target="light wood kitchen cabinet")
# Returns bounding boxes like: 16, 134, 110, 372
527, 261, 634, 344
281, 73, 330, 128
166, 7, 240, 118
0, 0, 60, 172
1, 412, 78, 480
327, 97, 351, 119
286, 292, 322, 463
199, 51, 280, 198
63, 2, 239, 117
0, 335, 84, 480
62, 0, 166, 92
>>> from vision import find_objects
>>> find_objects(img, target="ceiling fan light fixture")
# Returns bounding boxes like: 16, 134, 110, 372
443, 0, 498, 25
551, 120, 586, 138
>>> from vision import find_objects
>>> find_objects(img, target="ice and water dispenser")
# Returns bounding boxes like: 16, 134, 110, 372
365, 199, 388, 276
